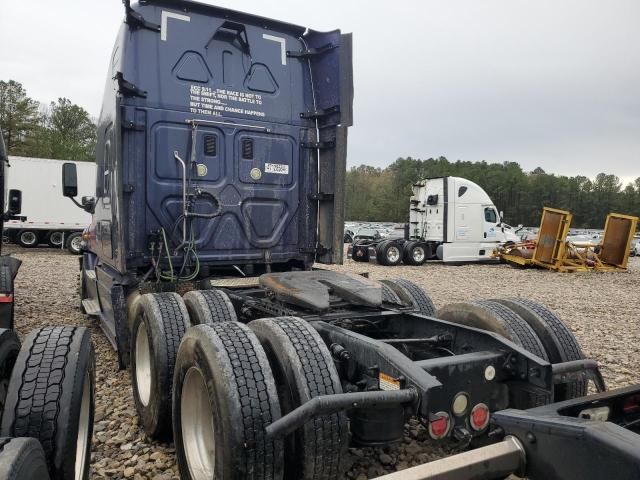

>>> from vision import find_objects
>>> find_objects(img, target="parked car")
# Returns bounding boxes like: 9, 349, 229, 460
353, 227, 382, 242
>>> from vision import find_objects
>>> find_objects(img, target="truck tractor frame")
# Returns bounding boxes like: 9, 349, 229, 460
61, 2, 640, 479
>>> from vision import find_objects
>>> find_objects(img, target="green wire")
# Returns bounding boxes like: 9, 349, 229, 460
156, 223, 201, 282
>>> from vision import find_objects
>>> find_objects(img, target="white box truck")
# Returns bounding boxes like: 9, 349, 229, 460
350, 176, 520, 265
4, 157, 96, 254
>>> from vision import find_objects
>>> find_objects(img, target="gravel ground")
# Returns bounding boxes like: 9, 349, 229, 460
7, 245, 640, 479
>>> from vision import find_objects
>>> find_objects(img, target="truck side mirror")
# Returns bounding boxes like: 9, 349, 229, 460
7, 189, 21, 215
62, 162, 78, 197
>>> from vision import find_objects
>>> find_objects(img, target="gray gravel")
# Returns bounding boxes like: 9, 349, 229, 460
7, 244, 640, 479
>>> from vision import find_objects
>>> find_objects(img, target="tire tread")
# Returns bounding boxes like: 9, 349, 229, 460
255, 317, 346, 480
210, 322, 279, 479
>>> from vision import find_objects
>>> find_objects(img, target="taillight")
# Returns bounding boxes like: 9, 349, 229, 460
428, 412, 451, 439
470, 403, 490, 431
623, 394, 640, 414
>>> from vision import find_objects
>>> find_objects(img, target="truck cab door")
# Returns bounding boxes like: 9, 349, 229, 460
482, 206, 501, 242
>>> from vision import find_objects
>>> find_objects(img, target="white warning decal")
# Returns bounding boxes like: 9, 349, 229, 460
189, 85, 265, 119
265, 163, 289, 175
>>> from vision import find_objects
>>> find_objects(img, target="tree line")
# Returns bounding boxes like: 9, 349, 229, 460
346, 157, 640, 229
0, 79, 96, 161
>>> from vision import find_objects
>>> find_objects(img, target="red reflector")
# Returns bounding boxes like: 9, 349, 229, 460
623, 394, 640, 414
0, 294, 14, 304
470, 403, 490, 431
428, 412, 450, 439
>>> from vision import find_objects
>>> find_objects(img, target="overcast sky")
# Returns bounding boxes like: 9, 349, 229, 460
1, 0, 638, 184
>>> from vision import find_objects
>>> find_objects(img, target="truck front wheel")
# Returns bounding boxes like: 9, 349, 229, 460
65, 232, 83, 255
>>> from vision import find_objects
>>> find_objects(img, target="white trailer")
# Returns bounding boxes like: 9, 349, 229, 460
351, 176, 520, 265
4, 157, 96, 253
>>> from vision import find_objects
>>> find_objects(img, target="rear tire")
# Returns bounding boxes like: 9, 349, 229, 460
65, 232, 83, 255
1, 326, 95, 480
249, 317, 348, 480
0, 438, 50, 480
183, 289, 237, 325
173, 323, 283, 480
404, 242, 428, 266
46, 231, 64, 248
0, 329, 20, 420
131, 292, 190, 440
492, 298, 587, 400
436, 300, 549, 408
436, 301, 548, 361
16, 230, 38, 248
380, 282, 402, 305
0, 264, 17, 329
381, 279, 436, 316
378, 241, 403, 267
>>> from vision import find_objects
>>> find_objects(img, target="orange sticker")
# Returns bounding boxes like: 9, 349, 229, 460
379, 372, 401, 391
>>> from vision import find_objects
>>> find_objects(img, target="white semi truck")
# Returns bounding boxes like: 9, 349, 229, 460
4, 157, 96, 254
350, 176, 520, 265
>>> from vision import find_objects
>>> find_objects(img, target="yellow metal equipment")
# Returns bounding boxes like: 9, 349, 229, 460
497, 208, 638, 272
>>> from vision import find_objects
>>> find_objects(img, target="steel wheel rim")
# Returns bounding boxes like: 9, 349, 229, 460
20, 231, 36, 245
182, 366, 216, 479
135, 322, 152, 407
50, 232, 63, 246
412, 246, 425, 262
71, 236, 83, 252
387, 246, 401, 263
74, 372, 91, 480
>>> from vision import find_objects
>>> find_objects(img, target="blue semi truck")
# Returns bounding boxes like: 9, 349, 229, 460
59, 2, 640, 480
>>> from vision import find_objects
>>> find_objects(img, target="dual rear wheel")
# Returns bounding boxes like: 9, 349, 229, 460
171, 317, 347, 480
129, 289, 348, 480
129, 284, 587, 479
437, 298, 587, 404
